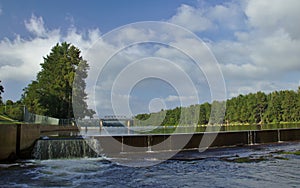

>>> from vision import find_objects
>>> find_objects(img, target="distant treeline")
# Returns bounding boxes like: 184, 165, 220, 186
135, 88, 300, 126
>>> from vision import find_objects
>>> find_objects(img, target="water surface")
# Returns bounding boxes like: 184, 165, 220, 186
1, 142, 299, 188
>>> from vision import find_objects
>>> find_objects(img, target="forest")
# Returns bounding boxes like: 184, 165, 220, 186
135, 88, 300, 126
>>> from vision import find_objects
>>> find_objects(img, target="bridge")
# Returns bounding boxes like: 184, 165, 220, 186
99, 115, 134, 128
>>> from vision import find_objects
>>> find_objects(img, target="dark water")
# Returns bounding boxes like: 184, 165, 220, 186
1, 142, 299, 188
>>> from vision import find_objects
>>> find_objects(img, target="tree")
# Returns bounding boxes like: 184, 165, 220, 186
199, 102, 211, 125
265, 91, 282, 123
0, 80, 4, 104
255, 91, 268, 124
281, 90, 297, 122
296, 87, 300, 122
22, 42, 94, 119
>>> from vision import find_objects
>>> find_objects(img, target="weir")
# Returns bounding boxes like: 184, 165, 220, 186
1, 123, 299, 160
33, 138, 99, 160
114, 128, 298, 153
30, 128, 300, 160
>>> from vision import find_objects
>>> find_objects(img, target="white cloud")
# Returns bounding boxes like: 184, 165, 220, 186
169, 2, 246, 33
201, 0, 300, 97
245, 0, 300, 39
165, 95, 198, 103
227, 80, 298, 98
0, 35, 59, 81
169, 4, 214, 32
25, 15, 48, 37
207, 2, 246, 31
0, 15, 102, 82
0, 14, 103, 102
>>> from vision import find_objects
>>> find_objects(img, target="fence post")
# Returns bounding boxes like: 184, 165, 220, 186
23, 105, 26, 122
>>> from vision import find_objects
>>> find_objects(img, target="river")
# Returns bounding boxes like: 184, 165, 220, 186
0, 141, 299, 188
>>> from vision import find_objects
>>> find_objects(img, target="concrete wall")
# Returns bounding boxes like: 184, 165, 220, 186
280, 128, 300, 141
211, 131, 249, 147
96, 128, 300, 154
0, 124, 17, 160
254, 130, 279, 143
40, 125, 79, 132
20, 124, 40, 151
0, 124, 78, 161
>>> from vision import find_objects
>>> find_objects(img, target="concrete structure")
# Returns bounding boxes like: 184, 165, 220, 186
99, 116, 133, 129
18, 124, 40, 158
96, 128, 300, 154
40, 125, 78, 132
1, 123, 299, 161
0, 124, 17, 160
0, 124, 78, 161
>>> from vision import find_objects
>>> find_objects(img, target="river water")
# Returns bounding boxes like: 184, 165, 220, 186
1, 141, 299, 188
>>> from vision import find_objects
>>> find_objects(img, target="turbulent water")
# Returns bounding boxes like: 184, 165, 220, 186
0, 142, 299, 188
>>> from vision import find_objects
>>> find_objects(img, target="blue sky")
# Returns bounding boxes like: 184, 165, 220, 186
0, 0, 197, 39
0, 0, 300, 116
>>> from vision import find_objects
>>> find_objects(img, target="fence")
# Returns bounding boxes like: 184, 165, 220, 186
0, 104, 74, 125
24, 108, 59, 125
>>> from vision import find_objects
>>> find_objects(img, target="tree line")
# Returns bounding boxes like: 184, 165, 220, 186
135, 88, 300, 126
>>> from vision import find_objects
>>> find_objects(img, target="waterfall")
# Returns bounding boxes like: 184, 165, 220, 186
32, 138, 100, 160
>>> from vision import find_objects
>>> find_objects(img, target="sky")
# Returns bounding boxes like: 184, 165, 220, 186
0, 0, 300, 116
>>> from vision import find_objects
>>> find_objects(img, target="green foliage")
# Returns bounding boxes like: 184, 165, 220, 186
22, 42, 95, 119
225, 90, 300, 124
135, 88, 300, 126
0, 101, 24, 121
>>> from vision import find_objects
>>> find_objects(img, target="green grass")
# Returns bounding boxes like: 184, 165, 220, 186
221, 156, 268, 163
278, 150, 300, 155
0, 114, 15, 121
0, 114, 20, 124
274, 156, 289, 160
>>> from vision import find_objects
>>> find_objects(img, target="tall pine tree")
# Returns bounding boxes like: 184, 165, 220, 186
22, 42, 94, 119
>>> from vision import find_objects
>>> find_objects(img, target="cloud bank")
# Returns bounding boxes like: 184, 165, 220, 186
0, 0, 299, 116
169, 0, 300, 96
